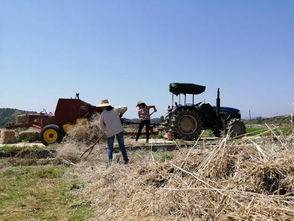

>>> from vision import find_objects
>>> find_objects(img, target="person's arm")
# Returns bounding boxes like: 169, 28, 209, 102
147, 105, 157, 112
117, 106, 128, 116
137, 109, 141, 118
99, 115, 105, 130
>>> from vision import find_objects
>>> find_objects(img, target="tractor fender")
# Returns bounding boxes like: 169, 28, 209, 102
173, 105, 200, 113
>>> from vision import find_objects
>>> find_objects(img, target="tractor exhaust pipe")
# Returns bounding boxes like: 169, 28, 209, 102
216, 88, 220, 116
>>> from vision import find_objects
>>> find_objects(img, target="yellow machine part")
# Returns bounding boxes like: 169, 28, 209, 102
63, 124, 74, 133
62, 118, 88, 134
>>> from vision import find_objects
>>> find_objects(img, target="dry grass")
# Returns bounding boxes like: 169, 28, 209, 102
70, 127, 294, 220
67, 113, 104, 144
56, 114, 106, 163
53, 112, 294, 220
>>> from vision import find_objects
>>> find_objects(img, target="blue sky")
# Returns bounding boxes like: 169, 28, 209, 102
1, 0, 293, 119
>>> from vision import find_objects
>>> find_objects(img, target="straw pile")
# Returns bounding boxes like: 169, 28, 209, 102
0, 129, 16, 144
74, 129, 294, 220
67, 114, 105, 144
57, 114, 106, 163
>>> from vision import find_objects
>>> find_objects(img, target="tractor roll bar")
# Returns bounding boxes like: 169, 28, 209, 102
216, 88, 220, 116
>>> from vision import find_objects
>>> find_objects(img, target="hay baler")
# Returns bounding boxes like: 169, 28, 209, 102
6, 94, 103, 146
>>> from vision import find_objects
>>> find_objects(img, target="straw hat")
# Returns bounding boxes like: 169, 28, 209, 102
97, 99, 112, 107
136, 100, 145, 106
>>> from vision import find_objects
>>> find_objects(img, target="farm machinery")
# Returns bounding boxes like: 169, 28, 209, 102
5, 94, 158, 146
162, 83, 246, 140
5, 82, 245, 145
6, 94, 104, 146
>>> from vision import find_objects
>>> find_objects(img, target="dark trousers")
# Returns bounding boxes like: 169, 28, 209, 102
136, 120, 150, 142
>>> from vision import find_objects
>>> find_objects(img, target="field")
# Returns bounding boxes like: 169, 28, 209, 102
73, 131, 294, 220
1, 122, 294, 220
0, 146, 93, 221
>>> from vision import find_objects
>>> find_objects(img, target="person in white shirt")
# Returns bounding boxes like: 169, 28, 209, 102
98, 99, 129, 164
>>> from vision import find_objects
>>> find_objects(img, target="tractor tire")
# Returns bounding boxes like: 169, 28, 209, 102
40, 124, 64, 146
226, 119, 246, 138
171, 109, 202, 140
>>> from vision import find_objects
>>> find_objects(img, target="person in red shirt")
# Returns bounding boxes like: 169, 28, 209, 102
136, 101, 157, 143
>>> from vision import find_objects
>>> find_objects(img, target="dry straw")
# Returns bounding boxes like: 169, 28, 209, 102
73, 124, 294, 220
54, 112, 294, 220
57, 114, 106, 163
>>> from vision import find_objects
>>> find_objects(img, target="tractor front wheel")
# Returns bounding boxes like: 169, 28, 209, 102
212, 128, 222, 137
226, 119, 246, 138
40, 124, 64, 146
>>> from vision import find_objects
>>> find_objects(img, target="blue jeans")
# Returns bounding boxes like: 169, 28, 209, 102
107, 132, 128, 163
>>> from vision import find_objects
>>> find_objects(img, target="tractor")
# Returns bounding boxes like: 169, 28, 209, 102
162, 83, 246, 140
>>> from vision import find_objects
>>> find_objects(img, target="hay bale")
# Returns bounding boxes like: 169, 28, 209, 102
16, 114, 30, 125
0, 129, 16, 144
17, 130, 39, 142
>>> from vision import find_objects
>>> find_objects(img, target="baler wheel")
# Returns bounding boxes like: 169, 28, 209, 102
40, 124, 64, 146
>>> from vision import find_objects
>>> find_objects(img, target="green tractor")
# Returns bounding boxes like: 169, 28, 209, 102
163, 83, 246, 140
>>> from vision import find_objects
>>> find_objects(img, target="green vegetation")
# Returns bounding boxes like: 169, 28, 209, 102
0, 165, 93, 220
244, 115, 292, 126
202, 130, 214, 137
161, 153, 174, 161
130, 134, 164, 139
0, 145, 39, 152
0, 108, 35, 128
142, 134, 164, 139
246, 127, 292, 136
245, 128, 268, 136
0, 144, 59, 152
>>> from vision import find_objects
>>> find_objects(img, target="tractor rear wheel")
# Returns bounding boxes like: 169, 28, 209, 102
171, 109, 202, 140
226, 119, 246, 138
40, 124, 64, 146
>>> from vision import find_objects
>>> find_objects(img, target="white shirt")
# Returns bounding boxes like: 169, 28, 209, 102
100, 106, 127, 138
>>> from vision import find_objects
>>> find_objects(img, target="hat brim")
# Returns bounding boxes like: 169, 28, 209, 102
136, 102, 145, 107
96, 103, 112, 107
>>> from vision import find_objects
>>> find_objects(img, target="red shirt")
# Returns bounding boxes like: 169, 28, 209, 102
138, 106, 153, 120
